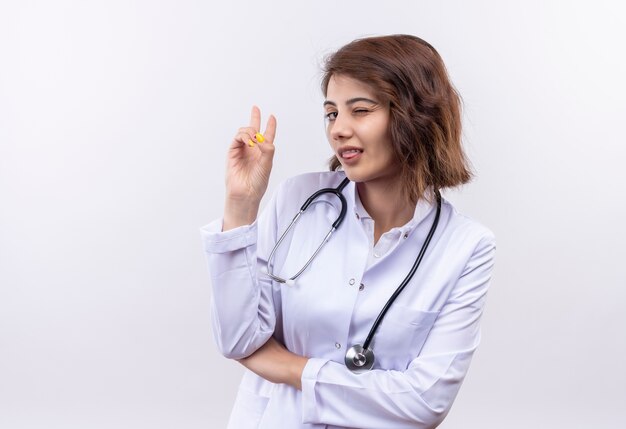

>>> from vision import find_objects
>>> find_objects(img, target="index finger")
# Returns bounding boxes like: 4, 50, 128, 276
249, 105, 261, 131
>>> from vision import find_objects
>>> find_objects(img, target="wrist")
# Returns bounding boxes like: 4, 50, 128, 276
223, 197, 260, 231
288, 356, 308, 391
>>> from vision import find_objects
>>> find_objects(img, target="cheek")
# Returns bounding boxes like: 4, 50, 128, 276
366, 124, 393, 159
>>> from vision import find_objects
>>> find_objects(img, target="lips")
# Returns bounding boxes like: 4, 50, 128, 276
338, 146, 363, 160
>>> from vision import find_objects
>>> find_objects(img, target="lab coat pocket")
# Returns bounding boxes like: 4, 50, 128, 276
373, 305, 440, 370
227, 388, 270, 429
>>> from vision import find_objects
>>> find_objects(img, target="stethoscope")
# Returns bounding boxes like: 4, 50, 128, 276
265, 177, 442, 373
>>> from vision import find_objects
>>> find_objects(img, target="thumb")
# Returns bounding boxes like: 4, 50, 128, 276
256, 138, 276, 156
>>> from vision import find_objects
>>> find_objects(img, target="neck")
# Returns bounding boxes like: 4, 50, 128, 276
356, 180, 415, 244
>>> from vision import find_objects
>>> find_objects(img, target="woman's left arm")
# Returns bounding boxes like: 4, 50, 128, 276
240, 234, 496, 429
237, 336, 308, 390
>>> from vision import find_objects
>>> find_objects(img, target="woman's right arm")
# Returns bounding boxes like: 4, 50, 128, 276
201, 106, 279, 359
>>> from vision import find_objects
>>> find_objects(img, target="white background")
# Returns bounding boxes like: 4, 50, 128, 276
1, 1, 625, 428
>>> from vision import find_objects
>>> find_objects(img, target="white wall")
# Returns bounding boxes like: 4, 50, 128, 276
1, 1, 624, 428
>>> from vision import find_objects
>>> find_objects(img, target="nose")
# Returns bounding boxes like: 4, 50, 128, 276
327, 112, 353, 141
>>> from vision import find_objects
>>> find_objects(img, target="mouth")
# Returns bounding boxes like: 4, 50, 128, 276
338, 147, 364, 160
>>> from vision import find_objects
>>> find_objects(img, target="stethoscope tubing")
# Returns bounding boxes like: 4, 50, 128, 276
362, 190, 442, 351
301, 177, 350, 229
265, 177, 350, 284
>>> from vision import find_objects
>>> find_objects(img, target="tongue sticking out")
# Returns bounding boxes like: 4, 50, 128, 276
342, 150, 362, 160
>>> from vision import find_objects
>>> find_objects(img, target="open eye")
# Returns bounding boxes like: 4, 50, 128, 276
325, 111, 338, 122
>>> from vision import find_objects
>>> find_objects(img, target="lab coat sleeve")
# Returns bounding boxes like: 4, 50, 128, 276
200, 185, 283, 360
301, 233, 496, 429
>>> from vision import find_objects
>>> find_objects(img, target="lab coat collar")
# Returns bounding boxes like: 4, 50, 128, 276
350, 180, 436, 237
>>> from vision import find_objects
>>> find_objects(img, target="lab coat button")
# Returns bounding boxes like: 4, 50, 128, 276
359, 283, 365, 291
349, 278, 355, 285
374, 253, 380, 258
335, 342, 342, 349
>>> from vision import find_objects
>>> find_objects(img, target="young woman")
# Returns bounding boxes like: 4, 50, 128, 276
202, 34, 496, 429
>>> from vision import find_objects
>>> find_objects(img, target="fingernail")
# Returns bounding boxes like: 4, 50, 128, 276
248, 139, 255, 147
255, 133, 265, 143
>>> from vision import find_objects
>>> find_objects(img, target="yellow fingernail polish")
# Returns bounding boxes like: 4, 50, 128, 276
248, 139, 255, 147
255, 133, 265, 143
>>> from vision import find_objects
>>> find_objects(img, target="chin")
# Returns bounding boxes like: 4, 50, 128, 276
341, 166, 398, 187
341, 169, 368, 184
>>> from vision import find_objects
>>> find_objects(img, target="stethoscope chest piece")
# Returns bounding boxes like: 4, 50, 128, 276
345, 344, 375, 373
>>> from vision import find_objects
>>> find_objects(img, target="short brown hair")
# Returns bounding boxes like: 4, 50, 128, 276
322, 34, 472, 203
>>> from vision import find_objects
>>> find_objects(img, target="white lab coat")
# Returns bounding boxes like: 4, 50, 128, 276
201, 171, 496, 429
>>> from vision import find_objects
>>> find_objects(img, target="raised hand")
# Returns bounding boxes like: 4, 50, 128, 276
223, 106, 277, 231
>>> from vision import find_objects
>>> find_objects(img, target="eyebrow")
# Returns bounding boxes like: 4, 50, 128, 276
323, 97, 379, 107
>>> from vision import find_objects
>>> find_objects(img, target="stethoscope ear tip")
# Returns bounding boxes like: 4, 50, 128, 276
285, 279, 296, 287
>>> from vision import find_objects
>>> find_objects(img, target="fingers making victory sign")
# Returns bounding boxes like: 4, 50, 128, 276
223, 106, 277, 230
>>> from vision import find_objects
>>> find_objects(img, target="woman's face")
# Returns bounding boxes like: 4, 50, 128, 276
324, 75, 398, 185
